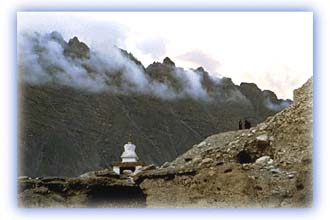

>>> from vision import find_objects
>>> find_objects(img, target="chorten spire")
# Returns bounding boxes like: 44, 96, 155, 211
128, 129, 132, 144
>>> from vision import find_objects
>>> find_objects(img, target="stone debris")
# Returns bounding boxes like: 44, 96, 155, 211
199, 158, 213, 166
287, 174, 295, 179
192, 157, 202, 165
270, 168, 281, 174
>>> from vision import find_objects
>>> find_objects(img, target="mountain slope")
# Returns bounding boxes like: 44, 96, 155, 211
18, 32, 291, 177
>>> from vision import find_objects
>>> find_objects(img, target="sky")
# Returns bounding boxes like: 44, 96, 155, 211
17, 11, 313, 99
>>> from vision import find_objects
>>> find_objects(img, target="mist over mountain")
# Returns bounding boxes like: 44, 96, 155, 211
18, 31, 292, 177
19, 31, 223, 100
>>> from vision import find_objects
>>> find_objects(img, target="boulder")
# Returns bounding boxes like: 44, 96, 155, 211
255, 156, 271, 166
79, 169, 119, 179
141, 164, 157, 171
161, 162, 170, 168
198, 141, 207, 147
199, 158, 213, 167
256, 134, 270, 148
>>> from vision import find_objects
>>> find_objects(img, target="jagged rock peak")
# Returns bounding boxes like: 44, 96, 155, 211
163, 57, 175, 66
262, 90, 279, 101
64, 36, 90, 59
239, 82, 260, 91
45, 31, 67, 48
119, 48, 145, 69
69, 36, 81, 44
196, 66, 206, 73
220, 77, 234, 86
48, 31, 65, 42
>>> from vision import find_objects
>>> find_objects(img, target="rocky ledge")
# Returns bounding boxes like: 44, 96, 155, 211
134, 78, 312, 207
18, 169, 145, 207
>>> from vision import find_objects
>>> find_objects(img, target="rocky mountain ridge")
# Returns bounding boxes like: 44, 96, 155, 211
19, 31, 291, 177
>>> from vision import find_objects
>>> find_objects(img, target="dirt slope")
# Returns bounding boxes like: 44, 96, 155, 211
136, 78, 312, 207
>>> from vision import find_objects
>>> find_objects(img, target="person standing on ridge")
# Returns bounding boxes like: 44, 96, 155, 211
244, 119, 251, 129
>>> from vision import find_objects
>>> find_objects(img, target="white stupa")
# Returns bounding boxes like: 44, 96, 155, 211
121, 142, 138, 162
112, 134, 145, 175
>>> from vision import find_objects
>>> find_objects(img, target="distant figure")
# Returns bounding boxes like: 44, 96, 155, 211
239, 120, 243, 130
244, 119, 251, 129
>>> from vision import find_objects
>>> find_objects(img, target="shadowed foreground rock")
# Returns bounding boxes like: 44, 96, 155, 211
18, 79, 312, 208
18, 169, 146, 208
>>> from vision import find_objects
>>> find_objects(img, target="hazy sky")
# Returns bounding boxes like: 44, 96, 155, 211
18, 12, 313, 99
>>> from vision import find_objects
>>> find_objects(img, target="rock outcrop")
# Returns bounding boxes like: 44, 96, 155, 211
18, 169, 146, 208
135, 78, 312, 207
163, 57, 176, 66
64, 36, 90, 59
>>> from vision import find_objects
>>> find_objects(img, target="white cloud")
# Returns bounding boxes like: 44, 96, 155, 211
136, 37, 167, 59
17, 11, 313, 99
17, 12, 129, 51
177, 49, 221, 74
